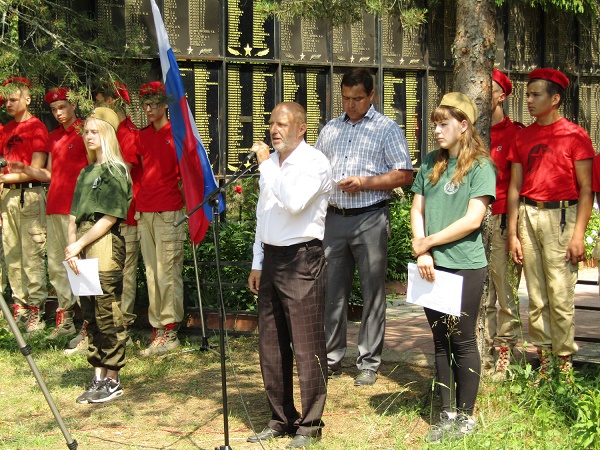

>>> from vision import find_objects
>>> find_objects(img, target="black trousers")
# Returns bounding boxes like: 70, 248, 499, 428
258, 241, 328, 438
424, 266, 487, 416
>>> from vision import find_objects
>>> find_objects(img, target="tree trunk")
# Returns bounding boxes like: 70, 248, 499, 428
452, 0, 497, 358
452, 0, 497, 144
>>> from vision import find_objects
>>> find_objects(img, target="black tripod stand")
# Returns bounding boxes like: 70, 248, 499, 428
0, 295, 78, 449
175, 158, 257, 450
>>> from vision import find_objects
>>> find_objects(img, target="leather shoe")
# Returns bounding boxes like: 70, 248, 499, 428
327, 367, 341, 378
354, 369, 378, 386
286, 434, 321, 448
247, 427, 286, 443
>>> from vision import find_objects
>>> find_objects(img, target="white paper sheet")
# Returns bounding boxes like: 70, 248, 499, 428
62, 259, 103, 296
406, 263, 463, 316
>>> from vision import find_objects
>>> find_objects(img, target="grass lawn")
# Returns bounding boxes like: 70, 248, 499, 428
0, 327, 599, 449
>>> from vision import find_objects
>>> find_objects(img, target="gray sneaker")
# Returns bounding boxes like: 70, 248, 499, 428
453, 414, 477, 439
88, 377, 123, 403
76, 378, 103, 404
426, 411, 456, 442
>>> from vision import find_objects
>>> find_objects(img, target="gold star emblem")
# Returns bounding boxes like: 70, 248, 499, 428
244, 44, 252, 56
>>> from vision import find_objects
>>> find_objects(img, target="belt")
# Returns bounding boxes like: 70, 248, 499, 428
6, 182, 43, 190
521, 197, 578, 209
263, 238, 321, 255
328, 200, 388, 217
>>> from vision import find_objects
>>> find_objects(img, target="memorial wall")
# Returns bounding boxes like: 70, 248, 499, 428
92, 0, 600, 176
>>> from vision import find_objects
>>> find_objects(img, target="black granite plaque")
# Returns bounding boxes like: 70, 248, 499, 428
227, 64, 276, 172
282, 66, 328, 145
506, 74, 533, 126
332, 12, 376, 64
164, 0, 221, 58
280, 17, 330, 63
425, 71, 453, 153
579, 19, 600, 75
508, 2, 542, 72
178, 62, 221, 174
544, 13, 577, 72
427, 0, 455, 68
578, 78, 600, 150
381, 14, 426, 68
96, 0, 157, 56
382, 70, 423, 167
226, 0, 274, 59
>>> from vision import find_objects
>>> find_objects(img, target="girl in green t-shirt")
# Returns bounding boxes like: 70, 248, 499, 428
65, 107, 131, 405
410, 93, 496, 443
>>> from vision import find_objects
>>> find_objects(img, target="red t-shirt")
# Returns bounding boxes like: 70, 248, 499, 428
135, 121, 183, 212
507, 118, 595, 201
118, 116, 142, 225
490, 116, 523, 215
0, 117, 48, 172
46, 119, 89, 215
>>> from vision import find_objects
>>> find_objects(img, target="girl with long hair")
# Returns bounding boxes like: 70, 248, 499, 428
65, 107, 131, 404
410, 93, 496, 442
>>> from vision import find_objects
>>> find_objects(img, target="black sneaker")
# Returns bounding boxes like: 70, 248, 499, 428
76, 378, 103, 404
89, 377, 124, 403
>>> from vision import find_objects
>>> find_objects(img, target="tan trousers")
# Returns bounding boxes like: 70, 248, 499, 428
1, 186, 47, 308
0, 229, 6, 294
137, 210, 185, 328
47, 214, 76, 311
119, 223, 140, 326
485, 214, 522, 351
518, 203, 579, 356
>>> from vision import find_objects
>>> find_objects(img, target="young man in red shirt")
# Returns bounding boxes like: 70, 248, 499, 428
0, 77, 49, 333
483, 70, 524, 375
136, 82, 186, 356
507, 68, 595, 373
11, 87, 90, 340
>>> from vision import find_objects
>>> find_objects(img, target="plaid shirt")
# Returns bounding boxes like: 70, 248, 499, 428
315, 105, 412, 209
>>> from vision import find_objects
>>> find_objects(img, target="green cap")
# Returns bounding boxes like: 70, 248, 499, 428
439, 92, 478, 124
90, 107, 120, 132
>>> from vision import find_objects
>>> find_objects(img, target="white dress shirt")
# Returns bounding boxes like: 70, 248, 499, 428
252, 140, 332, 270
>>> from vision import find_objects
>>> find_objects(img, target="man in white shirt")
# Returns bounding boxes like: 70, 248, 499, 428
247, 102, 332, 449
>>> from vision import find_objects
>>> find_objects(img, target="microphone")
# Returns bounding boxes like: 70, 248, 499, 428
0, 157, 7, 169
242, 151, 256, 163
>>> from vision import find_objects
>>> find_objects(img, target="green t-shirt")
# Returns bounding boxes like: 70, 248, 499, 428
412, 151, 496, 269
70, 162, 132, 225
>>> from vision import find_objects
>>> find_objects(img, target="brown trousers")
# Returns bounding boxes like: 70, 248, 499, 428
258, 241, 328, 438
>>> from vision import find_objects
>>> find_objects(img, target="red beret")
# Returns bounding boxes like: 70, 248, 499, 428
139, 81, 166, 97
2, 77, 32, 88
114, 81, 131, 104
529, 68, 569, 89
492, 69, 512, 96
44, 87, 71, 104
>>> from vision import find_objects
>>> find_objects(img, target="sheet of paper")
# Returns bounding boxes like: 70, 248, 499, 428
62, 258, 103, 296
406, 262, 463, 316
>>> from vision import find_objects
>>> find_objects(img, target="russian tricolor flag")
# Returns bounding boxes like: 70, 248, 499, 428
150, 0, 224, 244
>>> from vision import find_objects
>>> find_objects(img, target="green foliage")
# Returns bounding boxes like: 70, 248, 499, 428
585, 207, 600, 260
255, 0, 428, 28
387, 191, 414, 282
0, 0, 150, 113
496, 0, 600, 16
506, 357, 600, 449
185, 178, 259, 311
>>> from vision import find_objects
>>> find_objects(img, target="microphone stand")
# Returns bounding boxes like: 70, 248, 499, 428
0, 293, 78, 449
175, 157, 257, 450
